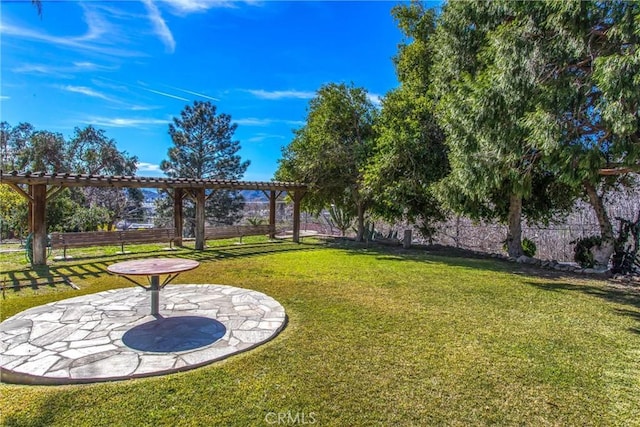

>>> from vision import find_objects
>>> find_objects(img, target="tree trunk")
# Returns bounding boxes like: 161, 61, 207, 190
506, 193, 524, 257
356, 201, 365, 242
583, 181, 615, 269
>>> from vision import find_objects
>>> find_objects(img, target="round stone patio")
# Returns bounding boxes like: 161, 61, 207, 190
0, 284, 286, 385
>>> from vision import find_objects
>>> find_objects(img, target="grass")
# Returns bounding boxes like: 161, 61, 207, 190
1, 238, 639, 426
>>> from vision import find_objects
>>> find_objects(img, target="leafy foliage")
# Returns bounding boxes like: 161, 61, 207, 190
573, 235, 603, 268
612, 213, 640, 274
68, 206, 112, 232
504, 237, 537, 258
276, 83, 377, 241
161, 101, 250, 228
430, 1, 579, 257
428, 0, 639, 263
366, 3, 448, 239
0, 122, 140, 233
0, 184, 27, 239
517, 1, 640, 266
162, 101, 248, 180
67, 126, 140, 229
327, 204, 354, 237
522, 238, 537, 258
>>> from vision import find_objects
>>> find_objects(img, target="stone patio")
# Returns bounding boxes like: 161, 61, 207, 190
0, 284, 286, 385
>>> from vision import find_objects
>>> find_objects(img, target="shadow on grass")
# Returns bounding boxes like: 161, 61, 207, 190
1, 240, 322, 291
329, 239, 617, 282
330, 239, 522, 275
525, 281, 640, 334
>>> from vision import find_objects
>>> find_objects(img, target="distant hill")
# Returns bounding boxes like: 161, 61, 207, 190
242, 190, 269, 202
140, 189, 270, 203
141, 189, 160, 202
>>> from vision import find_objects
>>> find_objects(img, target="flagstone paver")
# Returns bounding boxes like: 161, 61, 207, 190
0, 284, 286, 385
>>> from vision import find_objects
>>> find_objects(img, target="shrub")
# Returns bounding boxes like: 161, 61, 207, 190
522, 238, 537, 257
573, 235, 602, 268
246, 217, 265, 226
502, 237, 537, 257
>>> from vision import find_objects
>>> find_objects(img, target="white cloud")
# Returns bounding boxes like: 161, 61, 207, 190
76, 5, 111, 42
129, 104, 162, 111
367, 93, 382, 107
162, 0, 246, 15
234, 117, 305, 127
141, 0, 176, 53
13, 64, 64, 76
234, 118, 273, 126
284, 120, 305, 127
247, 89, 315, 100
137, 162, 163, 173
0, 8, 142, 58
61, 85, 112, 100
83, 116, 171, 128
246, 133, 285, 143
0, 96, 10, 101
14, 61, 117, 78
73, 61, 99, 69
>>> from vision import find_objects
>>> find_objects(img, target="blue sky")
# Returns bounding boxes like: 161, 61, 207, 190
1, 0, 427, 181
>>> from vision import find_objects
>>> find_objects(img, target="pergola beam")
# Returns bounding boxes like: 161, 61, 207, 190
0, 171, 306, 192
6, 183, 33, 203
0, 171, 307, 265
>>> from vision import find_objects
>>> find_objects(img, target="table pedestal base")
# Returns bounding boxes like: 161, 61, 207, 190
150, 275, 160, 316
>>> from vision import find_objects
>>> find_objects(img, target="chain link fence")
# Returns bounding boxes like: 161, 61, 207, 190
241, 187, 639, 263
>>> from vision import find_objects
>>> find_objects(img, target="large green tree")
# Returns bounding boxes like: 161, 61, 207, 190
276, 83, 377, 242
160, 101, 249, 230
1, 122, 35, 171
366, 3, 449, 239
518, 1, 640, 267
67, 125, 141, 230
431, 0, 582, 257
0, 122, 139, 233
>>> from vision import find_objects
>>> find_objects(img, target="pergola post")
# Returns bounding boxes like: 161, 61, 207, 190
292, 190, 305, 244
195, 188, 206, 250
269, 190, 277, 240
173, 188, 183, 247
27, 186, 33, 235
31, 184, 47, 265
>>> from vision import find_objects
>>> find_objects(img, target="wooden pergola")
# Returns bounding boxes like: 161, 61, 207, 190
0, 171, 307, 265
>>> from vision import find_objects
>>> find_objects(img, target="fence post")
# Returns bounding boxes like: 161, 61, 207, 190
403, 229, 412, 249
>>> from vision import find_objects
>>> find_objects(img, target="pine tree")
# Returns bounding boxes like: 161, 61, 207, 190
161, 101, 250, 227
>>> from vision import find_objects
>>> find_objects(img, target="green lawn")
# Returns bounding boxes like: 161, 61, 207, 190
1, 239, 639, 426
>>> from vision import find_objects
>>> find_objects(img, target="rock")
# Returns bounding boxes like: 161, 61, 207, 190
583, 268, 612, 277
517, 255, 539, 265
